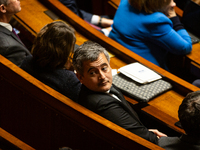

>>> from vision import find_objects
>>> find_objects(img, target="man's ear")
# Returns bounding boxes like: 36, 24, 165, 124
0, 4, 6, 13
76, 73, 84, 84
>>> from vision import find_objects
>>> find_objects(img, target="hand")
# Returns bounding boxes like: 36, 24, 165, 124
99, 17, 113, 27
166, 7, 176, 18
149, 129, 167, 138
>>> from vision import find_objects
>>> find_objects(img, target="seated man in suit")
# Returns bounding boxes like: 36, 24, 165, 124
159, 90, 200, 149
0, 0, 31, 66
59, 0, 113, 36
72, 41, 167, 144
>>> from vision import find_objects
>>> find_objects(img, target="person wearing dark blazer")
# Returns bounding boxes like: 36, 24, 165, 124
59, 0, 93, 23
72, 41, 167, 144
158, 90, 200, 149
0, 0, 31, 66
0, 25, 31, 66
59, 0, 113, 36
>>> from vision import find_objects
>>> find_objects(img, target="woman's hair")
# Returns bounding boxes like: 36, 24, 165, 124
129, 0, 171, 13
31, 21, 76, 69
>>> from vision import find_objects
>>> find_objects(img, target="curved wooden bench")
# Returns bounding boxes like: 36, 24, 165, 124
0, 128, 35, 150
0, 55, 164, 150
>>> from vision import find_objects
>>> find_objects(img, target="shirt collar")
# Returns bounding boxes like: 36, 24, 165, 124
0, 22, 12, 32
105, 90, 110, 93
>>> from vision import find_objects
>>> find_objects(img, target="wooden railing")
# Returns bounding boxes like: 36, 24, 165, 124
0, 55, 164, 150
0, 128, 35, 150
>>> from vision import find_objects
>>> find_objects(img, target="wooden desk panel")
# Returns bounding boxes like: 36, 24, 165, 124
0, 128, 35, 150
187, 43, 200, 64
15, 0, 52, 35
0, 55, 164, 150
15, 0, 88, 45
108, 0, 120, 9
148, 90, 183, 120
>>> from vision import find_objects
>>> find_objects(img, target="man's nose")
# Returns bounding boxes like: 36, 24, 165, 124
99, 70, 106, 79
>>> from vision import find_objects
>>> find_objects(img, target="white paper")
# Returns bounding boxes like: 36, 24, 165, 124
118, 62, 162, 84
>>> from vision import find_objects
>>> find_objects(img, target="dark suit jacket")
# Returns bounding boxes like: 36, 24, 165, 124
20, 55, 81, 102
0, 25, 31, 66
158, 134, 200, 150
78, 84, 158, 144
59, 0, 93, 22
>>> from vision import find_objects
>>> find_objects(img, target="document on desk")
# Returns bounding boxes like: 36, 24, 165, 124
118, 62, 162, 84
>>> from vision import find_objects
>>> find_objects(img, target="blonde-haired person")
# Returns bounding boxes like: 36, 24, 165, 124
20, 21, 81, 102
109, 0, 192, 70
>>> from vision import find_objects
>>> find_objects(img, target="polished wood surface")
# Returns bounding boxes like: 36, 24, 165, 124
0, 128, 35, 150
14, 0, 88, 45
108, 0, 200, 67
12, 0, 200, 140
0, 55, 164, 150
108, 0, 120, 9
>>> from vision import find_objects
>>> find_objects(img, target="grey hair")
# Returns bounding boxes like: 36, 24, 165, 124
72, 41, 110, 75
0, 0, 9, 6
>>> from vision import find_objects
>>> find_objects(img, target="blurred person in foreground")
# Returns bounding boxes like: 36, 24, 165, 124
159, 90, 200, 149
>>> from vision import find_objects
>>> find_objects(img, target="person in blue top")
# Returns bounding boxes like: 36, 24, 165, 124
109, 0, 192, 70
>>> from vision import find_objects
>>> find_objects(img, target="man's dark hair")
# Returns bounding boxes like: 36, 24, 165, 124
178, 90, 200, 137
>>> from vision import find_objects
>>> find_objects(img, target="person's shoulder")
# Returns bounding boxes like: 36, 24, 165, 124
144, 12, 172, 34
0, 25, 11, 38
20, 55, 33, 68
79, 85, 106, 102
0, 27, 10, 46
147, 12, 170, 24
63, 69, 77, 77
78, 85, 110, 108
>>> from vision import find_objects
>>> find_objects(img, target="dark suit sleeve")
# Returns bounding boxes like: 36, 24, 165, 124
0, 34, 31, 67
79, 10, 93, 22
59, 0, 81, 16
59, 0, 93, 22
96, 98, 158, 144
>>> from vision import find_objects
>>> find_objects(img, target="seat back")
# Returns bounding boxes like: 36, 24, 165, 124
0, 55, 164, 150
